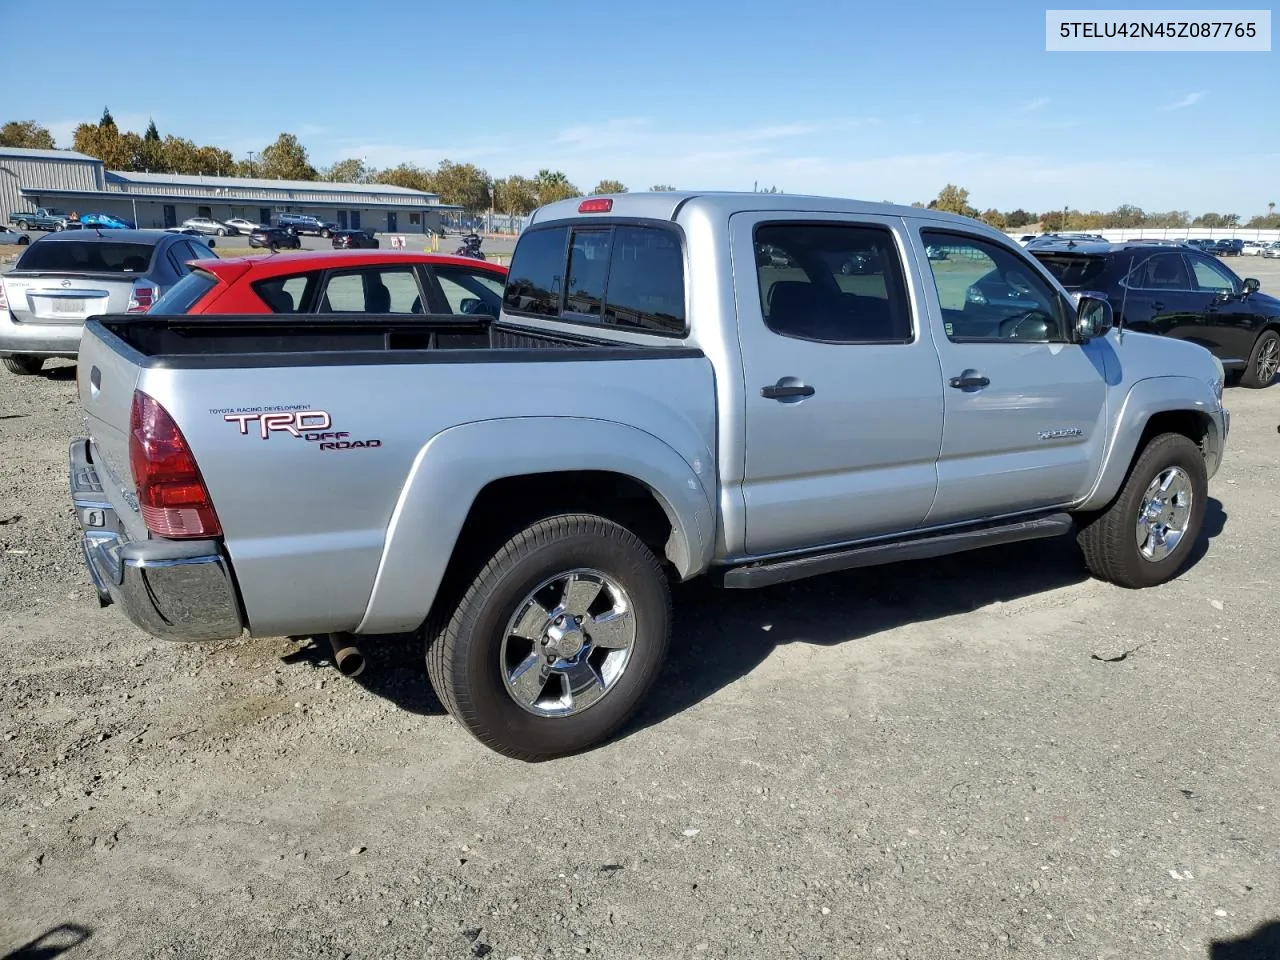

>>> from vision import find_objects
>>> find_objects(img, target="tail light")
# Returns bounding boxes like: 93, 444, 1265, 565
0, 280, 8, 312
127, 279, 160, 313
129, 390, 222, 538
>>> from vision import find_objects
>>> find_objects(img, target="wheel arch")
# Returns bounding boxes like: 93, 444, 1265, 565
1078, 377, 1224, 512
354, 417, 716, 635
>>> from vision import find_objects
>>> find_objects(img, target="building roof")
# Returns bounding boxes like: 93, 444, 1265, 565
108, 170, 438, 198
0, 146, 101, 162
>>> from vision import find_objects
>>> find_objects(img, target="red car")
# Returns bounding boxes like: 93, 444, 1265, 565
148, 249, 508, 317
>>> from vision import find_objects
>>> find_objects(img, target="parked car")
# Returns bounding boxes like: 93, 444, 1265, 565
225, 217, 265, 235
70, 192, 1227, 761
148, 250, 507, 316
0, 229, 216, 375
165, 226, 216, 248
1212, 238, 1244, 257
247, 227, 302, 251
331, 229, 380, 249
275, 213, 336, 238
78, 213, 134, 229
8, 207, 69, 232
1028, 238, 1279, 387
0, 226, 31, 246
181, 217, 238, 237
1263, 242, 1280, 259
1241, 240, 1268, 256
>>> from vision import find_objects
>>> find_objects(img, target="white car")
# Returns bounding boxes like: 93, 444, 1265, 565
1263, 242, 1280, 259
1241, 240, 1268, 256
0, 226, 31, 246
225, 217, 264, 234
180, 217, 237, 237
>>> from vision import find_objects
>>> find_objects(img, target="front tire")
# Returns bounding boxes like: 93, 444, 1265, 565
3, 356, 45, 375
321, 229, 331, 238
425, 514, 671, 761
16, 221, 28, 231
1075, 432, 1207, 589
16, 235, 28, 245
1240, 329, 1280, 389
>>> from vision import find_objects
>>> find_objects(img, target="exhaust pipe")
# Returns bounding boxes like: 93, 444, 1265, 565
326, 632, 366, 678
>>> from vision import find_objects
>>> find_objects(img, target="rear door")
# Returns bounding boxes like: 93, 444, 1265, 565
425, 263, 507, 317
732, 212, 944, 555
1113, 250, 1212, 345
914, 225, 1108, 523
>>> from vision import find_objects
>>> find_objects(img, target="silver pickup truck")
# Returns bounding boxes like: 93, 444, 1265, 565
69, 192, 1229, 760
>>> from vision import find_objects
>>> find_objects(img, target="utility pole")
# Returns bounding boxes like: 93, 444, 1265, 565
247, 151, 256, 177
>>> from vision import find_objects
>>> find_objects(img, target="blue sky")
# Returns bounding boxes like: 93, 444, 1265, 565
1, 0, 1275, 216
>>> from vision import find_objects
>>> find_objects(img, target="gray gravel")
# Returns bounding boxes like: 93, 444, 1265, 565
2, 320, 1280, 958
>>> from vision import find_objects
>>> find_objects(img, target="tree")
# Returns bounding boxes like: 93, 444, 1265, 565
433, 159, 492, 210
1192, 212, 1239, 228
323, 158, 370, 183
1004, 208, 1037, 228
1245, 214, 1280, 229
0, 120, 56, 149
931, 184, 978, 219
258, 133, 317, 181
373, 163, 434, 192
535, 169, 580, 205
72, 121, 142, 170
649, 184, 676, 192
1104, 204, 1146, 228
1041, 210, 1068, 232
493, 175, 538, 215
980, 208, 1007, 230
144, 119, 160, 142
592, 179, 628, 195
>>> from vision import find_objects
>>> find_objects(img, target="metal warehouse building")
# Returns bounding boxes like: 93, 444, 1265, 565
0, 147, 459, 234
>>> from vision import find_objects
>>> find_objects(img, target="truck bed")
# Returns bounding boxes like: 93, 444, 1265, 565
90, 313, 702, 369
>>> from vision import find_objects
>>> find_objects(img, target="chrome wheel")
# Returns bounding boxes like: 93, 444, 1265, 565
500, 569, 636, 718
1135, 466, 1194, 562
1256, 337, 1280, 384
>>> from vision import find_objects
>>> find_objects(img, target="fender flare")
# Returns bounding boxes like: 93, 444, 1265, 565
355, 417, 716, 635
1077, 375, 1224, 511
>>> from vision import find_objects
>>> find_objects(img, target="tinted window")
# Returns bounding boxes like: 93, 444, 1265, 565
603, 226, 685, 334
434, 266, 505, 316
252, 274, 317, 313
1032, 253, 1108, 287
319, 267, 423, 313
1188, 255, 1237, 293
17, 241, 156, 273
1126, 252, 1192, 289
565, 229, 612, 316
149, 269, 218, 314
754, 222, 911, 343
920, 230, 1069, 342
503, 225, 567, 316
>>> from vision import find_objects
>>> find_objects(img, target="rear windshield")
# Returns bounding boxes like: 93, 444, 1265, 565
503, 223, 686, 335
1029, 253, 1108, 288
17, 240, 156, 273
149, 269, 218, 314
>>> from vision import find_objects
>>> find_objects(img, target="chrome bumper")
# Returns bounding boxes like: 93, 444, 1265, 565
69, 438, 244, 642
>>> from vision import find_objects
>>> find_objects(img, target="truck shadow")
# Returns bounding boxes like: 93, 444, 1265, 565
288, 499, 1226, 731
1209, 919, 1280, 959
626, 497, 1227, 738
0, 924, 92, 960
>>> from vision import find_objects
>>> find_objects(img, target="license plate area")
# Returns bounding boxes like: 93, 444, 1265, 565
52, 298, 85, 314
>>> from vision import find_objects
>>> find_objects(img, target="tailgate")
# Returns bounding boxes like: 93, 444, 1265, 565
76, 321, 147, 537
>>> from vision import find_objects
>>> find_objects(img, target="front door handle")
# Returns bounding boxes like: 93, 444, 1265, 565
949, 372, 990, 390
761, 380, 816, 401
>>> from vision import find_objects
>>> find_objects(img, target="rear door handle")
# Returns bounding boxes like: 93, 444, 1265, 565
761, 381, 816, 401
949, 372, 990, 390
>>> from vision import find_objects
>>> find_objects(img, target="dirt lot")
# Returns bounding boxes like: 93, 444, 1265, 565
3, 325, 1279, 958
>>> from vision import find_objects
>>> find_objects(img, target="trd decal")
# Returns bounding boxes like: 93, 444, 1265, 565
224, 410, 382, 451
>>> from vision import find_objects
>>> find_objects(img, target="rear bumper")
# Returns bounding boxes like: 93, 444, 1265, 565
0, 310, 83, 357
69, 438, 244, 642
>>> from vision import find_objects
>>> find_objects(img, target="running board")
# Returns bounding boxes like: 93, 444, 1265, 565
720, 513, 1075, 590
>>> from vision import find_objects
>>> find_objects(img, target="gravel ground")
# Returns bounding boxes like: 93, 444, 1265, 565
2, 337, 1279, 958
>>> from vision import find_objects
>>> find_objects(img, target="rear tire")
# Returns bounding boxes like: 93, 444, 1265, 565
425, 513, 671, 761
16, 235, 28, 245
1239, 329, 1280, 389
3, 356, 45, 375
16, 221, 27, 231
1075, 432, 1207, 589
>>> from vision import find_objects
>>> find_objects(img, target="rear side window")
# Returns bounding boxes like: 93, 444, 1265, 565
503, 223, 686, 335
149, 269, 218, 314
1124, 252, 1192, 290
503, 226, 567, 316
251, 274, 317, 313
754, 222, 912, 343
17, 240, 155, 273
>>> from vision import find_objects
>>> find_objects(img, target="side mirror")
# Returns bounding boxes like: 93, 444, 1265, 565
458, 297, 483, 315
1075, 293, 1114, 341
1243, 277, 1260, 295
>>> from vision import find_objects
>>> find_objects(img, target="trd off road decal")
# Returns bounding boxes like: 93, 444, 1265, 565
221, 409, 382, 451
